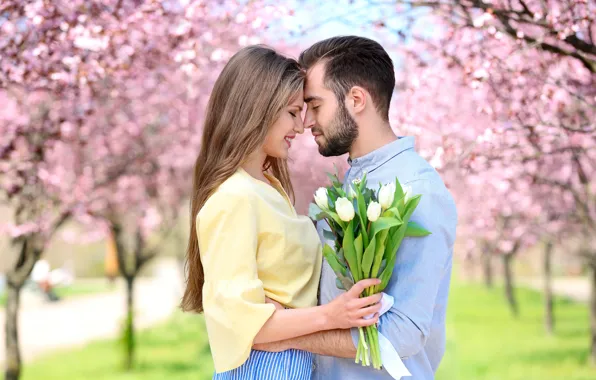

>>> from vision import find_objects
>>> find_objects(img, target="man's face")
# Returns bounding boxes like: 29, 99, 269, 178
303, 62, 358, 157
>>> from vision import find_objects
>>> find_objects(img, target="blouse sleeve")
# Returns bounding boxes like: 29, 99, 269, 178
197, 191, 276, 373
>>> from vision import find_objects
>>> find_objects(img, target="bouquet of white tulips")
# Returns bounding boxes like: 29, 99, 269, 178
309, 172, 431, 370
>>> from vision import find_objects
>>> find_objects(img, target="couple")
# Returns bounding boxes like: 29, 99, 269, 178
181, 36, 458, 380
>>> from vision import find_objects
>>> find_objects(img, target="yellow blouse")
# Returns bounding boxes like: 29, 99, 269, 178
197, 168, 322, 373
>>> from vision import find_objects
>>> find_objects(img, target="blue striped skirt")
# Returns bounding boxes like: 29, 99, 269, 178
213, 349, 313, 380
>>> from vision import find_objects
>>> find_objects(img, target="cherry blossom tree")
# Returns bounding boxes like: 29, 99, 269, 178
0, 0, 290, 377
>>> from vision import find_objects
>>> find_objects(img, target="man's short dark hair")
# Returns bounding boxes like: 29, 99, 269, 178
299, 36, 395, 121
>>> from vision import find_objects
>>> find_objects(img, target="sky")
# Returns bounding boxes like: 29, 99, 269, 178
263, 0, 438, 69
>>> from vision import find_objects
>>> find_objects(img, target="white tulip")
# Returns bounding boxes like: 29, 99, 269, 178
378, 183, 396, 209
335, 197, 355, 222
348, 185, 357, 200
403, 185, 413, 203
314, 187, 329, 210
367, 201, 382, 222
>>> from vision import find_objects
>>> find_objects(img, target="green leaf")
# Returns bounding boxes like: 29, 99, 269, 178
354, 233, 363, 268
378, 259, 388, 276
389, 178, 404, 205
336, 272, 355, 291
370, 229, 388, 278
375, 223, 407, 292
352, 197, 360, 217
384, 223, 407, 263
328, 193, 337, 209
403, 194, 422, 220
326, 172, 341, 188
333, 184, 346, 198
323, 210, 346, 230
356, 187, 369, 247
381, 207, 401, 220
337, 247, 346, 265
308, 203, 326, 221
363, 187, 375, 203
369, 217, 402, 242
336, 277, 346, 290
323, 244, 346, 277
323, 229, 336, 241
378, 262, 393, 292
358, 172, 368, 192
361, 237, 376, 278
405, 221, 432, 237
342, 220, 360, 282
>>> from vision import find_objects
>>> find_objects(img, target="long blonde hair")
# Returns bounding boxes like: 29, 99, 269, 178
181, 46, 305, 313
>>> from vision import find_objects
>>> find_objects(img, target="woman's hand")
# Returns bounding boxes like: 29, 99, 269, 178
323, 278, 383, 330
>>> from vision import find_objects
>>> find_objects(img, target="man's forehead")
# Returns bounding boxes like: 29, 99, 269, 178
304, 62, 327, 101
305, 62, 326, 85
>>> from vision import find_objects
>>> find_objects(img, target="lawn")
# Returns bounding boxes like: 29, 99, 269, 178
0, 282, 115, 307
22, 312, 214, 380
436, 281, 595, 380
21, 280, 596, 380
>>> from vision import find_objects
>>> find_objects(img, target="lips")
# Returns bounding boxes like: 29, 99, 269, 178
284, 135, 295, 147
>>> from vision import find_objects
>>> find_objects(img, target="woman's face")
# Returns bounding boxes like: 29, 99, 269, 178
262, 90, 305, 160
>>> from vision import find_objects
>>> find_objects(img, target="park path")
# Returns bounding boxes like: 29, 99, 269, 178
0, 258, 183, 365
520, 276, 590, 303
0, 262, 591, 367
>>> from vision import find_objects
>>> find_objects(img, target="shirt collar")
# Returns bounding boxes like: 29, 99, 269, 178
348, 136, 415, 172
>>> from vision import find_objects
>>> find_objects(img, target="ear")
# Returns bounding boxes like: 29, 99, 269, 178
346, 86, 367, 115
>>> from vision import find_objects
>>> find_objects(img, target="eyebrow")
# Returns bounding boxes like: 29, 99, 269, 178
290, 104, 304, 111
304, 96, 323, 103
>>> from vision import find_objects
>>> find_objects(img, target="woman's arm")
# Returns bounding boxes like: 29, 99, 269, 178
254, 278, 382, 344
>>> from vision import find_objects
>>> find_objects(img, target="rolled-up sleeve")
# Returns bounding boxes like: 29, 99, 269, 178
197, 191, 276, 373
351, 179, 457, 358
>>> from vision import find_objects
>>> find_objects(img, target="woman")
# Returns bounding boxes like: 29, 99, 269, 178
181, 46, 381, 379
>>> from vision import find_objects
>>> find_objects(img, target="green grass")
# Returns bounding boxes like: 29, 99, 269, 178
436, 281, 595, 380
0, 282, 115, 307
22, 312, 214, 380
21, 281, 596, 380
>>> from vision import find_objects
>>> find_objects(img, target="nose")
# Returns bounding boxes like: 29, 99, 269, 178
294, 116, 305, 134
304, 109, 315, 130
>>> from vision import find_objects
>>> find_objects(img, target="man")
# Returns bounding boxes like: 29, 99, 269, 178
257, 36, 457, 379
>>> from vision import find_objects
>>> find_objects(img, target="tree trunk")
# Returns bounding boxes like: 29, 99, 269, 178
503, 253, 519, 317
544, 239, 555, 335
590, 265, 596, 365
4, 282, 22, 380
482, 245, 494, 288
124, 276, 135, 371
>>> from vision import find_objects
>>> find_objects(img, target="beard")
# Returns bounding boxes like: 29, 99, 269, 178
316, 103, 359, 157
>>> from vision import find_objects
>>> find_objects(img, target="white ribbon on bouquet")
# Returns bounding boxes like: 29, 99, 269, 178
364, 293, 412, 379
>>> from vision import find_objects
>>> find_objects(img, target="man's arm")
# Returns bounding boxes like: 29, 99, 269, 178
253, 329, 356, 358
360, 180, 456, 358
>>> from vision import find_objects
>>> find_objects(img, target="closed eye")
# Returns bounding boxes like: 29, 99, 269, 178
289, 112, 296, 117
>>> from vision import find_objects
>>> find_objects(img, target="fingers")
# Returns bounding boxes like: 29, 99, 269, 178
356, 313, 379, 327
354, 293, 383, 308
348, 278, 381, 297
354, 302, 382, 319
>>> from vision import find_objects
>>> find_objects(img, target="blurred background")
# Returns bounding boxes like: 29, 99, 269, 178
0, 0, 594, 379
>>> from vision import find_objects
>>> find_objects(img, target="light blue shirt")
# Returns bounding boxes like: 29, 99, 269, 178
314, 136, 457, 380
